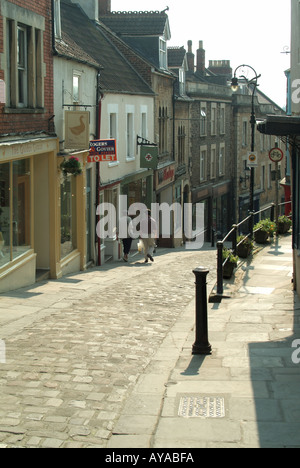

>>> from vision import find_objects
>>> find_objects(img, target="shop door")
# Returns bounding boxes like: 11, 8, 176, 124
17, 176, 30, 246
86, 169, 92, 262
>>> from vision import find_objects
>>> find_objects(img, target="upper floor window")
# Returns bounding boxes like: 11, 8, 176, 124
159, 106, 168, 154
179, 68, 186, 96
178, 125, 186, 165
54, 0, 62, 40
17, 26, 28, 106
211, 104, 217, 136
220, 104, 226, 134
5, 9, 44, 110
72, 72, 81, 105
126, 105, 135, 160
159, 37, 168, 69
200, 104, 207, 136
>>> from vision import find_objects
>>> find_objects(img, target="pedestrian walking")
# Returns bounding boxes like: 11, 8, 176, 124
119, 212, 133, 262
140, 209, 158, 263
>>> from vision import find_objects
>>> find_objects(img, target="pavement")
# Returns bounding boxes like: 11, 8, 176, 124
0, 235, 299, 449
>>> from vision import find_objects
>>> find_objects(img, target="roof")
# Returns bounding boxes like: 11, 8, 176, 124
55, 31, 101, 69
99, 10, 171, 70
59, 1, 154, 95
99, 10, 170, 38
168, 47, 187, 68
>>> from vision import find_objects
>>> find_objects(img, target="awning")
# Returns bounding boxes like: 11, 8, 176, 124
257, 115, 300, 136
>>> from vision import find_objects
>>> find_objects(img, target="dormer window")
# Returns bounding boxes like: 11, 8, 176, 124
159, 37, 168, 69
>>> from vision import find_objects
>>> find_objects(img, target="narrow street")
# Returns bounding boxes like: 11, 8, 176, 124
0, 245, 217, 448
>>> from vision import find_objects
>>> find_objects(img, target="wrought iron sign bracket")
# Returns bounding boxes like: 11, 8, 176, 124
137, 135, 157, 147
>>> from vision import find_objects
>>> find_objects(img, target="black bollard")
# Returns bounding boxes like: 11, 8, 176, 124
192, 267, 212, 355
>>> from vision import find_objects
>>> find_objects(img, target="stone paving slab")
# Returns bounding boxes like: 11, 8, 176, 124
0, 245, 217, 448
1, 235, 299, 449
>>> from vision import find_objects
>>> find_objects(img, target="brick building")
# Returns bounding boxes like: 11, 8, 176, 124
0, 0, 59, 292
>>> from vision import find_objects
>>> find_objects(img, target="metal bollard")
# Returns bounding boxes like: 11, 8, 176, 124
192, 267, 212, 355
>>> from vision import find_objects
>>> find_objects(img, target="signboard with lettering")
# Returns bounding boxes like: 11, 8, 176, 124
88, 139, 117, 163
155, 164, 175, 191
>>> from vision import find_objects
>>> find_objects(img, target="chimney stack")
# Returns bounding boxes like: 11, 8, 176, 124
99, 0, 111, 15
197, 41, 205, 75
208, 60, 232, 79
187, 40, 195, 72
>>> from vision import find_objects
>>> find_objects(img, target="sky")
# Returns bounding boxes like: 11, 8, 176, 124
111, 0, 291, 108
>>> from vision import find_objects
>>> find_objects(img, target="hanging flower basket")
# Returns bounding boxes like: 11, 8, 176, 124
60, 156, 82, 177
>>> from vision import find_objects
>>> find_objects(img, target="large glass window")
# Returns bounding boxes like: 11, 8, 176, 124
61, 174, 77, 258
0, 163, 11, 267
13, 160, 31, 259
0, 159, 31, 267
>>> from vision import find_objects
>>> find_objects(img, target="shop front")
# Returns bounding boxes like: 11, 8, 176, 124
155, 163, 175, 247
192, 180, 232, 242
0, 136, 59, 292
58, 151, 88, 276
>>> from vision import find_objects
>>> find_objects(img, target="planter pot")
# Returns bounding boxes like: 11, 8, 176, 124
223, 261, 236, 279
237, 243, 252, 258
254, 229, 269, 244
277, 222, 290, 234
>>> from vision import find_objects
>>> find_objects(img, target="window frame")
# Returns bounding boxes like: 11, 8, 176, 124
3, 2, 45, 111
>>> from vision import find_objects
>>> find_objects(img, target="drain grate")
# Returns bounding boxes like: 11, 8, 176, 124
178, 395, 225, 418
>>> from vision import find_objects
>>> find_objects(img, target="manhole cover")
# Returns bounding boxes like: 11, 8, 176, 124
178, 395, 225, 418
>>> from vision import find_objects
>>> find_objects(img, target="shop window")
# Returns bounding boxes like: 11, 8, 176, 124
0, 163, 11, 267
61, 175, 77, 258
0, 160, 31, 267
13, 160, 31, 259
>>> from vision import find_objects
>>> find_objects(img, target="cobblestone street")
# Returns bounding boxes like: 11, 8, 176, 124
0, 245, 217, 448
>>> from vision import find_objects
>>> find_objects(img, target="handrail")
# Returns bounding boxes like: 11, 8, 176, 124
216, 201, 292, 296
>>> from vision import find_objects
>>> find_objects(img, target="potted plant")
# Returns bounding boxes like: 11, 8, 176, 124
277, 215, 292, 234
254, 218, 275, 244
222, 248, 238, 279
60, 156, 82, 177
236, 235, 254, 258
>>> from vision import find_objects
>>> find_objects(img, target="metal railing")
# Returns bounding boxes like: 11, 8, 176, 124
216, 201, 292, 296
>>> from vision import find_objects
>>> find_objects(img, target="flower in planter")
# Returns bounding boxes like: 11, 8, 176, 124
60, 156, 82, 177
222, 248, 238, 266
254, 218, 276, 235
222, 248, 238, 278
237, 235, 254, 258
277, 215, 292, 234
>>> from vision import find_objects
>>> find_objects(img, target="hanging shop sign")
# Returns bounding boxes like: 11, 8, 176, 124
88, 139, 117, 163
140, 145, 158, 169
65, 111, 90, 150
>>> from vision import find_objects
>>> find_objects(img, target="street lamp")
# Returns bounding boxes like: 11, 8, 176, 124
231, 65, 261, 236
